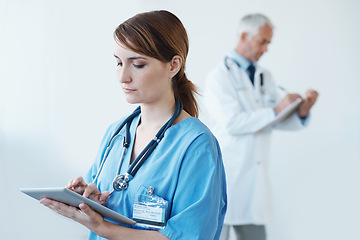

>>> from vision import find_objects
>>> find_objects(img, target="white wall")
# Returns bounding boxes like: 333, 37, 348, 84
1, 0, 359, 239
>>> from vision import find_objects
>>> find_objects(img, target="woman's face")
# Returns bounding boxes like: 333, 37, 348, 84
114, 42, 174, 105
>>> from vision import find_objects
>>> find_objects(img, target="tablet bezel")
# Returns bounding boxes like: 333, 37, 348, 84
20, 187, 136, 225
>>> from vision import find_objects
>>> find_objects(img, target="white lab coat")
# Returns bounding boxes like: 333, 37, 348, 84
202, 56, 307, 225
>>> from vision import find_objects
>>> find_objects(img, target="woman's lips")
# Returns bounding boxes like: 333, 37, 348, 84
123, 88, 136, 93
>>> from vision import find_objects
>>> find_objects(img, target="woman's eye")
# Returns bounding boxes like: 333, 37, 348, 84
117, 62, 123, 67
133, 64, 145, 69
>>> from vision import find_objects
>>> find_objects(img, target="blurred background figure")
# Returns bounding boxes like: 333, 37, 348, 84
202, 13, 318, 240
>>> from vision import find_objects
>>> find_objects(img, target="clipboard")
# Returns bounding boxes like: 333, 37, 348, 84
20, 187, 136, 225
256, 98, 303, 133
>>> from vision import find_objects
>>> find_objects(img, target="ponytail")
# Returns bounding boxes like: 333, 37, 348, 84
173, 70, 199, 118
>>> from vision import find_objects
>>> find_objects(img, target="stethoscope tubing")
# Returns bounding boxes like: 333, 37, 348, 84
93, 99, 183, 192
92, 109, 139, 184
225, 56, 264, 87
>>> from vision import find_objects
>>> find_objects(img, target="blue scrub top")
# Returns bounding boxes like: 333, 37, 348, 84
84, 114, 227, 240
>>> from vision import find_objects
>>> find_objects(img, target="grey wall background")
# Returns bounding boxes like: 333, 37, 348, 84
1, 0, 359, 239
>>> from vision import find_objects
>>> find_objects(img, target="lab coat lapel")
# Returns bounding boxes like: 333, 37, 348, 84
253, 70, 265, 108
233, 67, 259, 110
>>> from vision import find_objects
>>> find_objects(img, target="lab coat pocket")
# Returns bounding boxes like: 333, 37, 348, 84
262, 93, 277, 107
133, 185, 169, 230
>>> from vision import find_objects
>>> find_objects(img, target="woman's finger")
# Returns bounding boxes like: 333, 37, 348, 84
83, 183, 100, 199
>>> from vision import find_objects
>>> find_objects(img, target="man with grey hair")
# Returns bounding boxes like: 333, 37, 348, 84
202, 13, 318, 240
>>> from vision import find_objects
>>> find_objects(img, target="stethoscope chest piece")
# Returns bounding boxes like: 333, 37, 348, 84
113, 173, 132, 191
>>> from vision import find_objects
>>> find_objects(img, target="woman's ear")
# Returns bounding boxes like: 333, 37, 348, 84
169, 55, 182, 78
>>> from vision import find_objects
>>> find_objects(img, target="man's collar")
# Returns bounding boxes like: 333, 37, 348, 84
230, 50, 256, 69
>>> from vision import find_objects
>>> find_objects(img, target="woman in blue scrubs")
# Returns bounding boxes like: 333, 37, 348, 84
40, 10, 227, 240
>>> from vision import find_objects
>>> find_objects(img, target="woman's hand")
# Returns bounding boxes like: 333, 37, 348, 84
39, 198, 106, 235
39, 198, 169, 240
39, 177, 109, 235
66, 176, 88, 195
66, 176, 109, 205
40, 177, 170, 239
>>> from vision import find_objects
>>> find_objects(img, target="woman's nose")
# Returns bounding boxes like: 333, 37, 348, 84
117, 67, 131, 83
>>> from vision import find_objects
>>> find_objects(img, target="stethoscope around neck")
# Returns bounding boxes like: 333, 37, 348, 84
224, 56, 264, 87
93, 98, 183, 194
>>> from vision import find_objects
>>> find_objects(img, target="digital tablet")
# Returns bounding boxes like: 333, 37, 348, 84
20, 187, 136, 225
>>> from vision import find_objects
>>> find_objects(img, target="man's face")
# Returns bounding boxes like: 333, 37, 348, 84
243, 24, 273, 62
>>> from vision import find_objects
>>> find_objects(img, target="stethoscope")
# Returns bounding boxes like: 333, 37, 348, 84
225, 56, 289, 105
93, 98, 183, 194
224, 56, 264, 87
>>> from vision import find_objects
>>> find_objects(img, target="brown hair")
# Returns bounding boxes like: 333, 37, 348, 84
114, 10, 199, 117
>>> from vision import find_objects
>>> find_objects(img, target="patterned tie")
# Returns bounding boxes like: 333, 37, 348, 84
247, 64, 255, 85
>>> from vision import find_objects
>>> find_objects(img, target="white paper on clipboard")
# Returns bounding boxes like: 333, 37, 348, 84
256, 98, 303, 133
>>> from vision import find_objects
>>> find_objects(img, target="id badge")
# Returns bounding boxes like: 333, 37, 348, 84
133, 186, 168, 230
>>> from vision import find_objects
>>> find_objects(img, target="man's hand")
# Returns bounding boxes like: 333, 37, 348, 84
274, 93, 303, 115
297, 89, 319, 118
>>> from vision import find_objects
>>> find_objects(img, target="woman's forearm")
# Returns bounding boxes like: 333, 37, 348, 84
96, 221, 170, 240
